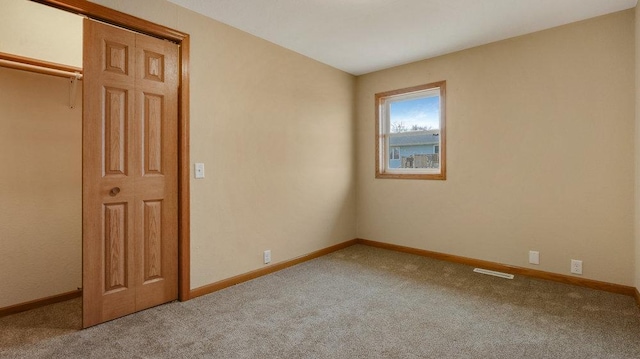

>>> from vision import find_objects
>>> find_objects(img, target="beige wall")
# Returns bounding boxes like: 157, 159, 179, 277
356, 11, 635, 285
0, 67, 82, 308
0, 0, 82, 67
90, 0, 357, 289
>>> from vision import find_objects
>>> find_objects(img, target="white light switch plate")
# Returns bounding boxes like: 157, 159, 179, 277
195, 163, 205, 179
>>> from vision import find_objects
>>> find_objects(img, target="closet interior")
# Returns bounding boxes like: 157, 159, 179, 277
0, 0, 83, 313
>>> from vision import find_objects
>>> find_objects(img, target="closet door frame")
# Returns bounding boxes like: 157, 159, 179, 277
33, 0, 191, 302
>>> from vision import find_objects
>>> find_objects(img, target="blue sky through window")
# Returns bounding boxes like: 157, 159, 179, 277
390, 96, 440, 132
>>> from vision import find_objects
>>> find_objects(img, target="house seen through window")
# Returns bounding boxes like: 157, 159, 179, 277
376, 81, 446, 180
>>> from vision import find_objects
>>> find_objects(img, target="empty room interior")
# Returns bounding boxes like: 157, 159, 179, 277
2, 0, 640, 357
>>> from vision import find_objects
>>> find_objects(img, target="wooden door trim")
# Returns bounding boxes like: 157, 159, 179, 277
34, 0, 191, 301
178, 36, 191, 301
32, 0, 187, 42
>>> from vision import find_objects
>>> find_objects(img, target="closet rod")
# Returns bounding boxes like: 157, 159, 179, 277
0, 52, 83, 79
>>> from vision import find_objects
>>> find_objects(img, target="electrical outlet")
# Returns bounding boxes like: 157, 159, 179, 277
529, 251, 539, 265
571, 259, 582, 275
263, 250, 271, 264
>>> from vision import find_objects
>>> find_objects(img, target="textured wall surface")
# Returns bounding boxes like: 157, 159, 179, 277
356, 11, 635, 285
0, 0, 82, 67
91, 0, 357, 289
0, 67, 82, 307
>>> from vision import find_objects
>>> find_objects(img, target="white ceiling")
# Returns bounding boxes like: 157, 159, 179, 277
167, 0, 637, 75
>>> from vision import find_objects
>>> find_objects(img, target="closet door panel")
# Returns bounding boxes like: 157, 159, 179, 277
133, 33, 178, 312
83, 19, 179, 327
83, 19, 136, 328
143, 93, 164, 175
103, 87, 129, 176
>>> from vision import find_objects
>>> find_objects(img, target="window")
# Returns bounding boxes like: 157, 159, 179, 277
390, 147, 399, 160
375, 81, 446, 180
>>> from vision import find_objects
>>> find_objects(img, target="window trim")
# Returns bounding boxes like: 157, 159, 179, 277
375, 81, 446, 180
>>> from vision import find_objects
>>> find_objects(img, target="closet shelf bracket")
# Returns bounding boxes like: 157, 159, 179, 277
69, 72, 81, 109
0, 52, 84, 109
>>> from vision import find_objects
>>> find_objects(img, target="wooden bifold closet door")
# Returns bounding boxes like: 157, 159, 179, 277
82, 19, 179, 328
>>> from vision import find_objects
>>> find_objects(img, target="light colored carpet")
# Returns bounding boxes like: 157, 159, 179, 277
1, 244, 640, 358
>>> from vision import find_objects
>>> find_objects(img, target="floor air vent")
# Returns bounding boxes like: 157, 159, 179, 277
473, 268, 514, 279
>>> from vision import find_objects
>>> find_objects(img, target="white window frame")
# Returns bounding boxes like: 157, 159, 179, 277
375, 81, 446, 180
